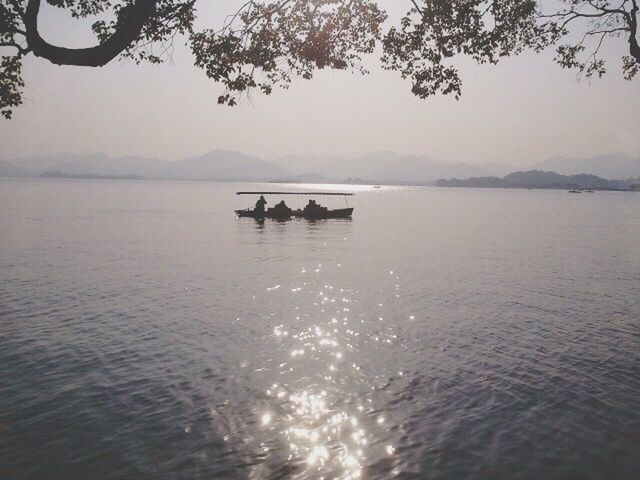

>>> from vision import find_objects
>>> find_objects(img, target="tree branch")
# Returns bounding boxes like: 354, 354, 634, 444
0, 41, 29, 55
629, 0, 640, 62
24, 0, 159, 67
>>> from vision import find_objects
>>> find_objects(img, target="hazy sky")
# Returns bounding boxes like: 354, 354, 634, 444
1, 1, 639, 166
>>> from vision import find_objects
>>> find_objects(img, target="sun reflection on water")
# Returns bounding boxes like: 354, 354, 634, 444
268, 383, 369, 479
251, 263, 407, 479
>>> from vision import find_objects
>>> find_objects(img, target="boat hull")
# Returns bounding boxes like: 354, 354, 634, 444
235, 208, 353, 220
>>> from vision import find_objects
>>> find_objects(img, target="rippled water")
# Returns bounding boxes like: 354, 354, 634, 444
1, 179, 639, 479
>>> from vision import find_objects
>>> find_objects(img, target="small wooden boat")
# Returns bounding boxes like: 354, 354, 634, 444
235, 207, 353, 220
235, 191, 354, 220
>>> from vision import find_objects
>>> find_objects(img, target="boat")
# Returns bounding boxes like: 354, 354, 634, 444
235, 207, 354, 220
568, 189, 582, 193
235, 191, 354, 220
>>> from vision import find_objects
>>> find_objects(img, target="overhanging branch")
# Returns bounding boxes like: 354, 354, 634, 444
24, 0, 159, 67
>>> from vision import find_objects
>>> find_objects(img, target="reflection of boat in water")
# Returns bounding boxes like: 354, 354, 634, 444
235, 191, 354, 220
236, 207, 354, 219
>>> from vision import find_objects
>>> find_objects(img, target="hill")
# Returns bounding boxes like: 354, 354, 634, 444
435, 170, 640, 191
4, 151, 640, 184
530, 153, 640, 179
0, 160, 33, 177
4, 151, 287, 181
165, 151, 287, 181
273, 151, 496, 183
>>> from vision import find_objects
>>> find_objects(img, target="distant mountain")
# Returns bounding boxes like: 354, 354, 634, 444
274, 152, 640, 181
273, 151, 492, 182
271, 154, 345, 176
530, 153, 640, 179
0, 160, 33, 177
37, 154, 168, 177
6, 150, 640, 185
270, 173, 337, 184
9, 153, 111, 173
436, 170, 640, 191
10, 150, 495, 184
346, 152, 492, 182
6, 150, 287, 181
479, 162, 518, 177
40, 171, 143, 180
167, 150, 287, 181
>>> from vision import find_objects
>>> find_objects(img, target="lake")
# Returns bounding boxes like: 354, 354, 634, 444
1, 179, 639, 479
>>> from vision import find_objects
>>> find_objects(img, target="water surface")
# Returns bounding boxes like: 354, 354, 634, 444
1, 179, 639, 479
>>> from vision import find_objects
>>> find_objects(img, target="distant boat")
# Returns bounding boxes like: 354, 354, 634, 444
373, 185, 381, 189
583, 189, 595, 193
235, 191, 354, 220
568, 189, 582, 193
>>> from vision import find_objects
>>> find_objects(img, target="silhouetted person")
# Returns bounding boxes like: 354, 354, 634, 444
303, 199, 327, 218
255, 195, 267, 215
304, 199, 320, 215
272, 200, 292, 217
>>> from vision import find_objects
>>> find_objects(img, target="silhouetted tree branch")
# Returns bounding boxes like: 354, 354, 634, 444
23, 0, 160, 67
538, 0, 639, 80
1, 1, 638, 120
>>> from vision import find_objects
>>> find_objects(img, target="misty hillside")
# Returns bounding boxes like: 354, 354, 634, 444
345, 152, 491, 182
270, 173, 336, 184
531, 153, 640, 179
271, 154, 345, 176
3, 151, 640, 183
273, 151, 495, 182
4, 151, 287, 181
272, 152, 640, 180
166, 151, 287, 180
0, 160, 33, 177
37, 153, 169, 177
436, 170, 640, 190
5, 150, 492, 183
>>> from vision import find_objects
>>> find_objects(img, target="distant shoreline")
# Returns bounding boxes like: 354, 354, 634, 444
435, 170, 640, 192
0, 170, 637, 192
40, 171, 144, 180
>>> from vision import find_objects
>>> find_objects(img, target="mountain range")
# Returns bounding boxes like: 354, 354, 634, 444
435, 170, 640, 191
2, 151, 287, 181
1, 151, 639, 183
530, 153, 640, 179
270, 151, 510, 182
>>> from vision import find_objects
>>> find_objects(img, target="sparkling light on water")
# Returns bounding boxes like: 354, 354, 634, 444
254, 263, 406, 478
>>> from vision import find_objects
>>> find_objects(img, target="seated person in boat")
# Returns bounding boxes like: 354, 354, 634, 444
303, 199, 327, 217
271, 200, 292, 216
254, 195, 267, 215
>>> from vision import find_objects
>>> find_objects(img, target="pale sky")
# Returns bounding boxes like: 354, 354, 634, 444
1, 1, 639, 166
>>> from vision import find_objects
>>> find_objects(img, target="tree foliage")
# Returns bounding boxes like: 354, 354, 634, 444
1, 0, 638, 118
